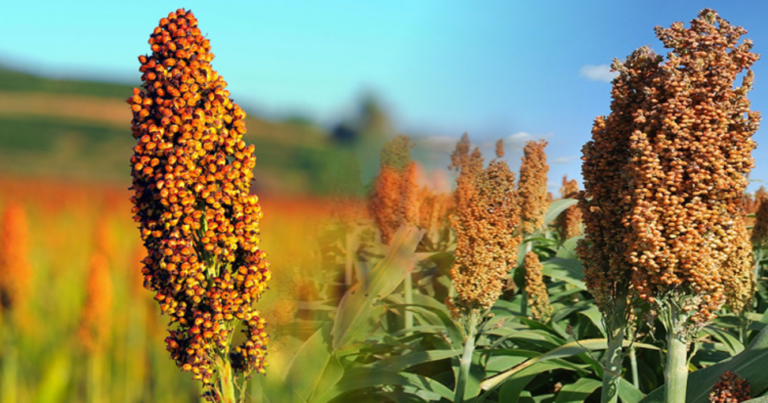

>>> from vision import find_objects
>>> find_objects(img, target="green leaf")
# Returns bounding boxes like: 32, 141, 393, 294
360, 350, 461, 373
641, 325, 768, 402
544, 198, 578, 226
309, 355, 344, 403
554, 378, 602, 403
284, 323, 334, 401
701, 326, 745, 355
480, 339, 659, 392
314, 371, 454, 402
617, 377, 645, 403
542, 258, 586, 290
744, 397, 768, 403
34, 348, 72, 403
332, 225, 424, 350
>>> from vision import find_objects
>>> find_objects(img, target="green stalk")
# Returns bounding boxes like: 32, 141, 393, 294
455, 311, 479, 403
629, 345, 639, 390
344, 228, 356, 288
215, 355, 237, 403
87, 353, 103, 403
601, 296, 627, 403
1, 329, 18, 403
403, 270, 414, 333
664, 303, 689, 403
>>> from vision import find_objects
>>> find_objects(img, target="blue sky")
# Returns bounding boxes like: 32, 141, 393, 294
2, 1, 768, 192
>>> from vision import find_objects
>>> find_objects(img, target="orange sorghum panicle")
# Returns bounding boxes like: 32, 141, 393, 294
401, 162, 421, 226
583, 10, 759, 326
709, 371, 751, 403
79, 253, 112, 353
449, 133, 484, 216
752, 188, 768, 249
448, 160, 520, 317
722, 218, 755, 314
127, 8, 270, 386
0, 201, 31, 315
579, 46, 663, 314
369, 165, 404, 244
518, 140, 549, 235
523, 252, 551, 321
369, 135, 420, 244
557, 176, 582, 240
495, 138, 505, 158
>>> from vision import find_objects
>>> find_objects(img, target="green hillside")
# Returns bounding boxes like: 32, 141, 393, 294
0, 66, 360, 195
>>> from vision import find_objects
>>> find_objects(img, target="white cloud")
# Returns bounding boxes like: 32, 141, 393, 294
580, 64, 617, 82
505, 132, 550, 151
420, 135, 462, 154
551, 156, 578, 164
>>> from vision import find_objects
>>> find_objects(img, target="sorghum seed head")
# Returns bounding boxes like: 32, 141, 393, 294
129, 8, 270, 387
557, 177, 582, 240
79, 253, 112, 353
448, 160, 520, 317
709, 371, 750, 403
0, 201, 31, 314
524, 252, 552, 321
518, 140, 549, 236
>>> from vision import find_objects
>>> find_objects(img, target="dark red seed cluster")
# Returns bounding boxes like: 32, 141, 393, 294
127, 8, 269, 386
709, 371, 751, 403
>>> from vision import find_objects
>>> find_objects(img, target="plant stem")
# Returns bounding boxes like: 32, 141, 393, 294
664, 303, 689, 403
216, 355, 237, 403
403, 270, 414, 333
600, 297, 627, 403
88, 353, 103, 403
1, 328, 18, 403
455, 311, 479, 403
629, 345, 639, 390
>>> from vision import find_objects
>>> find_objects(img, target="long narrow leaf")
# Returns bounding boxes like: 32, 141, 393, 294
332, 225, 423, 350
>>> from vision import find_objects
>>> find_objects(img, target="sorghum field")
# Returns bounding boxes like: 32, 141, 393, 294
4, 6, 768, 403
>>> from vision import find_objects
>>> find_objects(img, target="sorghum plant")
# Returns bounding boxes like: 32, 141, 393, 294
369, 135, 420, 244
518, 139, 549, 237
449, 133, 484, 215
0, 202, 31, 318
127, 9, 270, 402
0, 201, 31, 403
447, 159, 520, 402
79, 253, 112, 403
709, 371, 751, 403
582, 9, 759, 402
556, 176, 582, 241
523, 251, 551, 321
580, 46, 655, 403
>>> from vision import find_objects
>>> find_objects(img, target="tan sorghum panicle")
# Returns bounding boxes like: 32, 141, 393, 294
557, 176, 582, 240
369, 165, 405, 244
401, 162, 420, 226
449, 132, 471, 171
523, 252, 551, 321
453, 146, 484, 217
79, 253, 112, 353
709, 371, 751, 403
127, 8, 270, 386
518, 140, 549, 235
448, 160, 520, 317
722, 218, 754, 314
580, 46, 665, 314
583, 10, 759, 325
369, 136, 419, 244
495, 138, 505, 158
0, 202, 31, 315
751, 188, 768, 249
